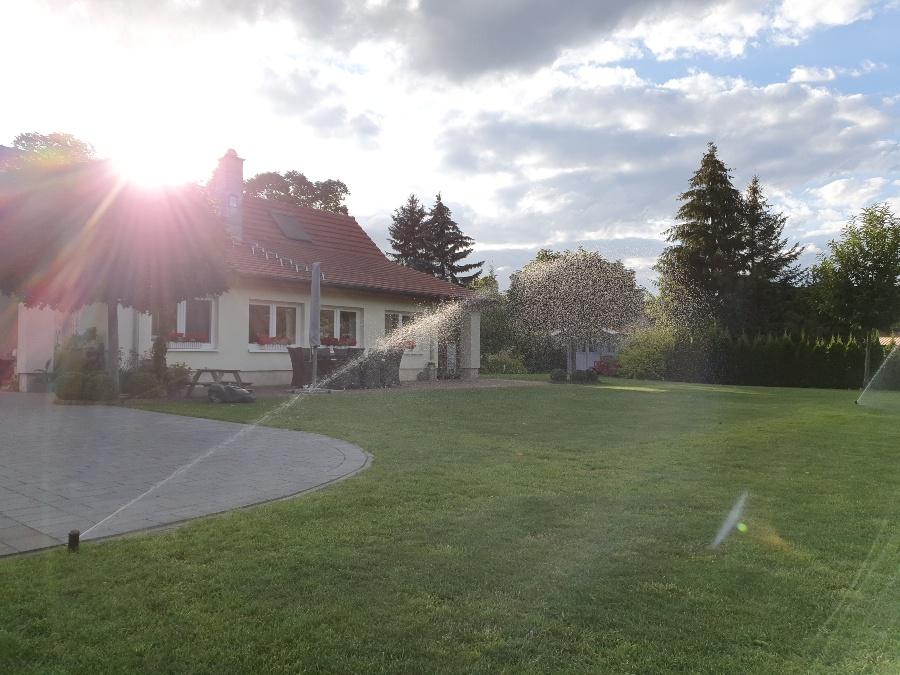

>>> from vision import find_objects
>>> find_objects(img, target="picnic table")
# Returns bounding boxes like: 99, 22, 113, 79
184, 369, 250, 399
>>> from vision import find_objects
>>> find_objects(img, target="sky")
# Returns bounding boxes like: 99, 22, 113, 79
2, 0, 898, 289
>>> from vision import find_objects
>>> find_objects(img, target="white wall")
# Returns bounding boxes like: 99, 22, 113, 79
0, 295, 17, 357
127, 280, 475, 386
13, 279, 481, 389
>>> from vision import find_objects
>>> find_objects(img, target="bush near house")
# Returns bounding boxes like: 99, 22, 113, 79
55, 371, 117, 401
480, 348, 528, 375
617, 326, 892, 389
549, 368, 567, 383
120, 361, 191, 399
570, 369, 599, 384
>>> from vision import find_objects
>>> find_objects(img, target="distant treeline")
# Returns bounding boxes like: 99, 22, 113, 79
618, 328, 899, 389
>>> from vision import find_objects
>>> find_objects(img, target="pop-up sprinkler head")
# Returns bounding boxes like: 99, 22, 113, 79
68, 530, 80, 553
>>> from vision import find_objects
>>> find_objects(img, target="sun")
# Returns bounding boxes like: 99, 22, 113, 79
112, 144, 209, 188
114, 154, 184, 188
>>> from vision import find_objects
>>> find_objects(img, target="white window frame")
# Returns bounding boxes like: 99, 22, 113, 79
248, 300, 302, 352
159, 299, 217, 352
385, 310, 421, 354
319, 306, 362, 347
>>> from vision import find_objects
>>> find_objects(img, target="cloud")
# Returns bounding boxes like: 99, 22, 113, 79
789, 66, 838, 82
43, 0, 885, 79
261, 68, 381, 143
810, 177, 890, 209
773, 0, 875, 41
789, 59, 886, 82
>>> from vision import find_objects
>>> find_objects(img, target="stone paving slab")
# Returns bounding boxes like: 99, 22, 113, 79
0, 393, 370, 554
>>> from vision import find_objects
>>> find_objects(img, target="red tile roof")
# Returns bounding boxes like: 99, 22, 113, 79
225, 197, 473, 300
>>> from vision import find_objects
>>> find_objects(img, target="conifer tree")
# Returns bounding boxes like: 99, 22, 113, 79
740, 176, 802, 332
387, 194, 432, 273
657, 143, 746, 329
424, 193, 483, 285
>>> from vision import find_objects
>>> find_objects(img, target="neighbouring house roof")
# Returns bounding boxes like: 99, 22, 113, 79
225, 196, 473, 300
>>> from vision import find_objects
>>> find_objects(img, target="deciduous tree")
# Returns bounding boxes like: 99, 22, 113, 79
508, 249, 643, 376
812, 203, 900, 381
1, 160, 230, 389
242, 170, 350, 215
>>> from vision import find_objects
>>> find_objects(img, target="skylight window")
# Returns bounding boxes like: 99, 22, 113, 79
270, 211, 312, 242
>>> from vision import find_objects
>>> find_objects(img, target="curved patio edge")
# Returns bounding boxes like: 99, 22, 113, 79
0, 394, 372, 555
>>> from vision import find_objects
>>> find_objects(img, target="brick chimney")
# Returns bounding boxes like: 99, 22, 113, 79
210, 149, 244, 240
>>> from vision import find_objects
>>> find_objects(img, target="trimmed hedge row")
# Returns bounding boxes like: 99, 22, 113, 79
618, 328, 897, 389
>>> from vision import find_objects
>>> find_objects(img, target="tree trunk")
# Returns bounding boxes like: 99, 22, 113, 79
863, 332, 872, 386
566, 340, 576, 376
107, 301, 120, 394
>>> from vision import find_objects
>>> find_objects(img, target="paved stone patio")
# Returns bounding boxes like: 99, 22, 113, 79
0, 393, 370, 555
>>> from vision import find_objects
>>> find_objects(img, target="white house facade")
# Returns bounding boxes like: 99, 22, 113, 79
4, 150, 479, 391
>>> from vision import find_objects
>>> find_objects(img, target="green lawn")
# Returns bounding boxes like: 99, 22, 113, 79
1, 380, 898, 673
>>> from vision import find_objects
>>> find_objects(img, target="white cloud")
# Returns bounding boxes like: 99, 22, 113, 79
789, 66, 837, 82
774, 0, 874, 41
810, 177, 889, 209
789, 59, 887, 83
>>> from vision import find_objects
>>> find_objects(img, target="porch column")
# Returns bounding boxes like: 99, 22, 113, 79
458, 310, 480, 380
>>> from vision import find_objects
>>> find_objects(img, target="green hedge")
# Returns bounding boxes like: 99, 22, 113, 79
618, 327, 893, 389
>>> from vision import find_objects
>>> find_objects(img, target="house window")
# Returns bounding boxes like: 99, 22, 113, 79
385, 311, 419, 352
384, 311, 412, 333
152, 299, 215, 350
319, 307, 359, 346
249, 302, 299, 351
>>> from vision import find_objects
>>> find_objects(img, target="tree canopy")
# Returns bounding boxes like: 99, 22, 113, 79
386, 192, 483, 285
656, 143, 802, 334
423, 193, 483, 285
243, 170, 350, 214
508, 248, 644, 373
812, 203, 900, 335
387, 194, 432, 273
1, 161, 229, 312
10, 132, 95, 167
1, 158, 230, 383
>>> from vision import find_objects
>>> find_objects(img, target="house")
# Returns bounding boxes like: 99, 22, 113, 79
6, 150, 480, 390
574, 331, 623, 371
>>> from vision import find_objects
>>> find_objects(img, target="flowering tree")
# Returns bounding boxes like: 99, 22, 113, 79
0, 159, 229, 389
507, 249, 644, 376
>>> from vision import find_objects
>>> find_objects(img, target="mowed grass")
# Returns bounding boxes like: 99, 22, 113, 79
1, 381, 898, 674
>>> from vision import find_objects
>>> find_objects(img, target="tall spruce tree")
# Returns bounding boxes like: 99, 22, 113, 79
740, 176, 802, 332
387, 194, 432, 273
656, 143, 748, 332
424, 193, 484, 285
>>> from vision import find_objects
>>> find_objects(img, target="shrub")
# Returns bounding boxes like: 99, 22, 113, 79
549, 368, 567, 383
592, 357, 618, 377
122, 372, 163, 398
617, 328, 675, 380
480, 349, 527, 374
165, 363, 192, 397
84, 373, 117, 401
571, 369, 598, 384
55, 372, 87, 400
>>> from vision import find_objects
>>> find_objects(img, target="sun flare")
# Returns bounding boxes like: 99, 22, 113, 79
112, 142, 213, 188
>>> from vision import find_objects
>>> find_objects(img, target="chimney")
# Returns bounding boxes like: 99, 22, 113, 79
210, 148, 244, 240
